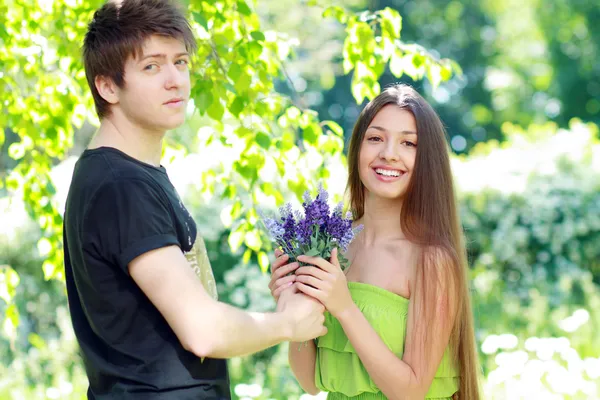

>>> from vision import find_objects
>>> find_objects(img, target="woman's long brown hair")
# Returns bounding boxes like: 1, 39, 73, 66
346, 84, 480, 399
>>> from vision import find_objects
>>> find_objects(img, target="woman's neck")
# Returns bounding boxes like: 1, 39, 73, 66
358, 194, 405, 246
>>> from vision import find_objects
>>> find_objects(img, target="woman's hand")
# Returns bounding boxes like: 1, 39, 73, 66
295, 248, 354, 319
268, 248, 300, 301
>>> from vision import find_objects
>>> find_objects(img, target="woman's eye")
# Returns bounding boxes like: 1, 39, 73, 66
403, 141, 416, 147
367, 136, 382, 142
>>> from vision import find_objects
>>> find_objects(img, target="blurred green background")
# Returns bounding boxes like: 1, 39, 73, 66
1, 0, 599, 399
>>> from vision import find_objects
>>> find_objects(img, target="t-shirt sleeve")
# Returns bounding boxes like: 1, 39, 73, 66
83, 178, 180, 274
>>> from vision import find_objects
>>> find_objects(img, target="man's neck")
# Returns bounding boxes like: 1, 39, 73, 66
88, 112, 164, 167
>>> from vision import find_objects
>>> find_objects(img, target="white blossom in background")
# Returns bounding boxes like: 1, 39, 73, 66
452, 120, 599, 195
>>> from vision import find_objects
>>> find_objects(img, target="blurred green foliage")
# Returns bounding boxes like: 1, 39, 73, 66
2, 120, 599, 399
1, 0, 599, 399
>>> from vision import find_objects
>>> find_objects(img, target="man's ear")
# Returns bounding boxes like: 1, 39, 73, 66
95, 75, 120, 105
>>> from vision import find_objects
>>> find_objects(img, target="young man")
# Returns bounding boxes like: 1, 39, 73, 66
62, 0, 326, 398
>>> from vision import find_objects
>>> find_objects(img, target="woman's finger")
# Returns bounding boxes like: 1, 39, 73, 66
273, 262, 300, 280
296, 282, 324, 302
296, 274, 325, 290
273, 274, 296, 291
296, 266, 329, 281
273, 281, 295, 299
270, 254, 290, 273
296, 255, 335, 273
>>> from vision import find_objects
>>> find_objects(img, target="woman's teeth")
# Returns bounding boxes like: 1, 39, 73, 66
375, 168, 401, 177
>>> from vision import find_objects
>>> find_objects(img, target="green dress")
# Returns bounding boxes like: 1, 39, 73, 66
315, 282, 459, 400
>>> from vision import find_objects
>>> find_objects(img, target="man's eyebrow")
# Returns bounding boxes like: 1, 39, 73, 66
367, 125, 417, 135
139, 52, 190, 61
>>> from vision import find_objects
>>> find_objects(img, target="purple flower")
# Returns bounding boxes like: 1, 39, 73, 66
263, 217, 285, 241
279, 203, 296, 250
296, 215, 312, 245
302, 184, 330, 228
260, 184, 361, 268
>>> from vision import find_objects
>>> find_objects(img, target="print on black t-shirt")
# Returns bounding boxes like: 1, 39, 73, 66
63, 147, 230, 399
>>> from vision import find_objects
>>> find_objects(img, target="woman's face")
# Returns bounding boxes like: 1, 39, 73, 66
358, 105, 418, 201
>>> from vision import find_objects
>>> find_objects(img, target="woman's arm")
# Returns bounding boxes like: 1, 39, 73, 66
269, 251, 320, 395
296, 249, 458, 400
288, 336, 320, 395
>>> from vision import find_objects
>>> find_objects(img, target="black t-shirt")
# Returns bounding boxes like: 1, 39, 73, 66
63, 147, 230, 399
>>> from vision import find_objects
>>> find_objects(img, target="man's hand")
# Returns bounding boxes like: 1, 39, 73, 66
277, 291, 327, 342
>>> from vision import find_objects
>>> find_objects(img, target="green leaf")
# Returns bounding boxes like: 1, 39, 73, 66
255, 132, 271, 149
42, 260, 56, 280
28, 333, 46, 349
250, 31, 265, 41
427, 61, 443, 90
8, 142, 25, 160
246, 41, 263, 62
258, 251, 269, 272
237, 0, 252, 16
220, 204, 235, 228
379, 7, 402, 39
245, 230, 262, 251
317, 241, 325, 252
412, 53, 425, 68
243, 248, 252, 265
222, 184, 237, 199
322, 120, 344, 137
234, 69, 252, 92
207, 99, 225, 121
0, 266, 20, 304
323, 6, 347, 23
389, 49, 405, 77
304, 248, 320, 257
196, 90, 213, 115
228, 63, 242, 81
229, 229, 245, 252
229, 96, 247, 117
303, 124, 319, 145
192, 12, 209, 30
3, 303, 19, 340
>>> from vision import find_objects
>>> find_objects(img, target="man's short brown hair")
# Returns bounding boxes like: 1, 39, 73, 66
83, 0, 197, 119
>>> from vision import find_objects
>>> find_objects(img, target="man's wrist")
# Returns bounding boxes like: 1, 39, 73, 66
275, 310, 294, 342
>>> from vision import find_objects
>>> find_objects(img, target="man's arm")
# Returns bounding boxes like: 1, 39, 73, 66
129, 245, 326, 359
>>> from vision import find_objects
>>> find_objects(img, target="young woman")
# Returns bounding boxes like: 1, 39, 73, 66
269, 84, 481, 399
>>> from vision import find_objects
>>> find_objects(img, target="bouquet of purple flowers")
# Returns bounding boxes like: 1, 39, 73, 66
261, 185, 363, 271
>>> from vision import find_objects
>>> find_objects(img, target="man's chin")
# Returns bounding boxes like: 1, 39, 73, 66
162, 116, 187, 131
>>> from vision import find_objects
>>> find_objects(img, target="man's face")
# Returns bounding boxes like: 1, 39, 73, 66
116, 35, 191, 133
